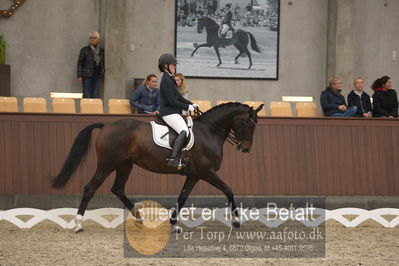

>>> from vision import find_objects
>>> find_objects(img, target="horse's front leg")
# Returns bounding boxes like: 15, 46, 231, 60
213, 46, 222, 67
203, 171, 240, 228
170, 175, 199, 233
191, 43, 212, 57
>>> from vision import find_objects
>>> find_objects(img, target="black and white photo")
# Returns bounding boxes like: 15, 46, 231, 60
175, 0, 280, 79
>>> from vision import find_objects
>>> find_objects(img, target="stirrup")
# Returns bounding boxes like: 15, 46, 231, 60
166, 157, 186, 169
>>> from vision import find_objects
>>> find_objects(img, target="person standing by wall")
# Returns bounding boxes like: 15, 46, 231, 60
347, 78, 372, 117
130, 74, 160, 114
77, 31, 105, 98
371, 76, 398, 118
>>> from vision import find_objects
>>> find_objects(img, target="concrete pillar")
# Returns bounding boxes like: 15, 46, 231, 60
326, 0, 337, 82
102, 0, 127, 104
327, 0, 356, 89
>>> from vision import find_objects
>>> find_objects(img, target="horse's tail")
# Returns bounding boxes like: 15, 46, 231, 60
247, 32, 261, 53
52, 123, 104, 189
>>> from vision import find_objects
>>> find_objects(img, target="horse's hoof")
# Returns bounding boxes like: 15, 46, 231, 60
232, 221, 240, 229
75, 227, 84, 233
134, 220, 144, 228
172, 225, 182, 234
217, 64, 221, 67
234, 60, 239, 64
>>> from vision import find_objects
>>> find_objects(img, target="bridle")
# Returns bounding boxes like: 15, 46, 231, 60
234, 116, 257, 142
195, 108, 257, 148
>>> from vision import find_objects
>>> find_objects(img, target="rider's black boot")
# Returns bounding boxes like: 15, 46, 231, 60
166, 132, 187, 168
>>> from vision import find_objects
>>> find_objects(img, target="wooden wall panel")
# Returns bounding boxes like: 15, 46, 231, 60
0, 113, 399, 196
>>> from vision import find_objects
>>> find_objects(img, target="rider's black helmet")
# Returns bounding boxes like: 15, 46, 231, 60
158, 53, 178, 72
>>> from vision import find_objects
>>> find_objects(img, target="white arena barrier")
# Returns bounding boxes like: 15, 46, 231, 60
0, 208, 398, 229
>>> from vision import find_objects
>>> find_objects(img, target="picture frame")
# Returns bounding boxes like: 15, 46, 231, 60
175, 0, 280, 80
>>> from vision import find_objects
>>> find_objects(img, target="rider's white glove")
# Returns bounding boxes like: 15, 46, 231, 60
188, 105, 195, 112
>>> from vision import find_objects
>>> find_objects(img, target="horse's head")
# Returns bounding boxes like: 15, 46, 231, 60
198, 102, 263, 153
231, 104, 264, 153
196, 16, 217, 34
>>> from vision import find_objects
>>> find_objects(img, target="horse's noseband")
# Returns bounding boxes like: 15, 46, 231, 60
227, 116, 256, 148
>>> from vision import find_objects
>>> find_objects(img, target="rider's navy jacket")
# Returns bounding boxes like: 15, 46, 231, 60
221, 10, 233, 27
159, 72, 192, 116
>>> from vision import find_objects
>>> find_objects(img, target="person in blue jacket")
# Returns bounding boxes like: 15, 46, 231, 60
130, 74, 160, 114
320, 77, 357, 117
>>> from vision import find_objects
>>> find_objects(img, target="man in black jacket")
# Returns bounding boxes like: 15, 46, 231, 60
77, 31, 105, 98
320, 77, 357, 117
347, 78, 372, 117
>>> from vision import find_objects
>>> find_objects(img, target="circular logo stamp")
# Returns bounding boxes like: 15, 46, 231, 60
125, 200, 171, 255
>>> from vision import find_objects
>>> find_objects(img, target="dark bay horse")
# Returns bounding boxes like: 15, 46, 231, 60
191, 16, 261, 69
52, 103, 264, 233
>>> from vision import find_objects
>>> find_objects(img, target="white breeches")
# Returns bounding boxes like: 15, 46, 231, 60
162, 114, 189, 137
221, 24, 229, 35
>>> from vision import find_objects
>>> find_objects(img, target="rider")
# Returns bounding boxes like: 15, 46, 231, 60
158, 53, 198, 168
218, 2, 234, 47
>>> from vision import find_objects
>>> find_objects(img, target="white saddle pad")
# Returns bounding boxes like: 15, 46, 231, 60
150, 116, 194, 151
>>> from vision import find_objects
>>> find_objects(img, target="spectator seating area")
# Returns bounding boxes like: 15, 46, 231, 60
0, 96, 319, 117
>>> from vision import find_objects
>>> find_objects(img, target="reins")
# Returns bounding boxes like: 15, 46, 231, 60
193, 107, 255, 149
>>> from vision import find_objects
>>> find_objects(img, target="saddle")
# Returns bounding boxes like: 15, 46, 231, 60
150, 114, 194, 151
218, 25, 234, 40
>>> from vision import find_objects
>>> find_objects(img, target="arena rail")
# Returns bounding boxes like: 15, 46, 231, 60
1, 113, 399, 196
1, 208, 399, 229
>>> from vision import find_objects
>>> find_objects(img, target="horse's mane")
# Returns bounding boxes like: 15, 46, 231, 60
200, 16, 218, 26
195, 102, 249, 120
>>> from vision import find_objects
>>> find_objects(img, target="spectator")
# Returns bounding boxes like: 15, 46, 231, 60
174, 73, 189, 99
130, 74, 160, 114
175, 73, 189, 115
77, 31, 105, 98
371, 76, 398, 118
347, 78, 372, 117
320, 77, 357, 117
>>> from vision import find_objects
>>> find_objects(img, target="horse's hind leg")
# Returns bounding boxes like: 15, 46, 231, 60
75, 165, 115, 232
111, 160, 135, 212
233, 44, 244, 64
170, 175, 199, 233
243, 47, 252, 69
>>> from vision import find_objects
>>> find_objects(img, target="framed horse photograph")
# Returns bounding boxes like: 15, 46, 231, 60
175, 0, 280, 80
